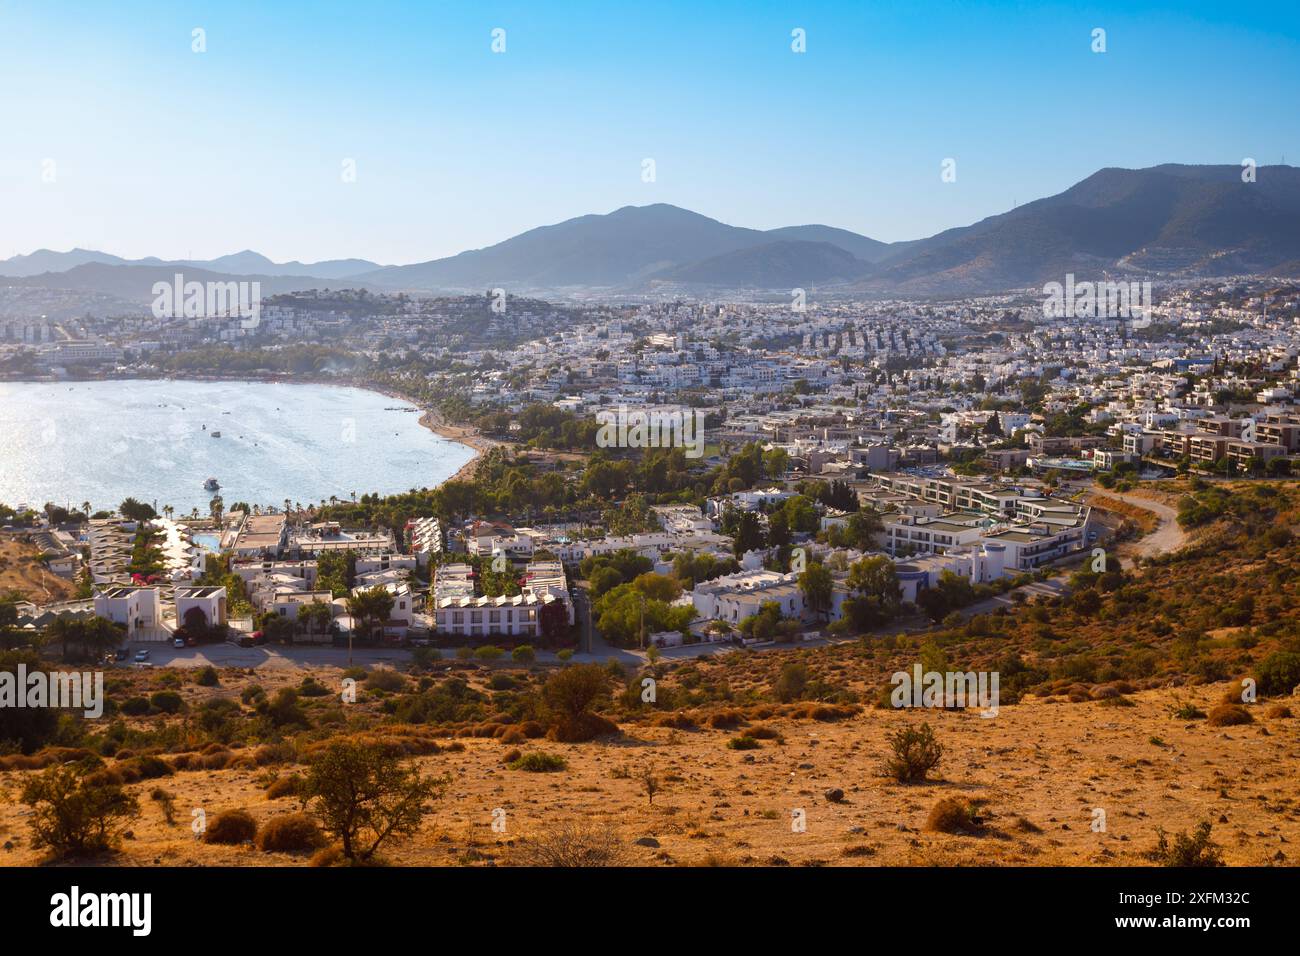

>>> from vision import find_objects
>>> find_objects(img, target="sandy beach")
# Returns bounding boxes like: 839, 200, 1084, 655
416, 407, 502, 483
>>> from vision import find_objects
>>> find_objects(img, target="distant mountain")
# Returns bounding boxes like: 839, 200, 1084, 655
3, 263, 380, 303
763, 225, 896, 263
8, 164, 1297, 298
0, 248, 129, 277
861, 164, 1300, 294
192, 251, 383, 279
653, 240, 872, 287
358, 204, 775, 290
0, 249, 382, 281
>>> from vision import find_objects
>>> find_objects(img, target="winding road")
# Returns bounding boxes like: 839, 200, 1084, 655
1086, 487, 1188, 565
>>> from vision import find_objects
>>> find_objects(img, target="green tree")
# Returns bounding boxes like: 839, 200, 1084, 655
346, 587, 395, 643
302, 740, 448, 862
21, 760, 140, 858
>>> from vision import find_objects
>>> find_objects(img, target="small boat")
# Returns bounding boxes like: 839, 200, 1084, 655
204, 478, 220, 491
211, 431, 222, 438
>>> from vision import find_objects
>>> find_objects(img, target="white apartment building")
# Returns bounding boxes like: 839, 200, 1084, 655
94, 586, 165, 641
432, 560, 573, 639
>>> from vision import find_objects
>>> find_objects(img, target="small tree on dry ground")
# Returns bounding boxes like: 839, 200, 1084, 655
302, 739, 449, 863
542, 664, 618, 741
21, 760, 140, 858
883, 723, 943, 783
640, 766, 660, 805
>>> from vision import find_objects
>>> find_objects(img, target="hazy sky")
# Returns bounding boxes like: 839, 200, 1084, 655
2, 0, 1298, 265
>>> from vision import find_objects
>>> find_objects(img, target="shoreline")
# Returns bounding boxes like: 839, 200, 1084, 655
0, 375, 494, 508
322, 378, 502, 484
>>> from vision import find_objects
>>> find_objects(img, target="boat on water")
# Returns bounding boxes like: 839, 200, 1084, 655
204, 478, 220, 491
211, 431, 222, 438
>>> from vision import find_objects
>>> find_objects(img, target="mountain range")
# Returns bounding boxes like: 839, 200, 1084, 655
5, 164, 1298, 302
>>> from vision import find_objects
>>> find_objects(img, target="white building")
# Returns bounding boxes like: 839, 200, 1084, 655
94, 586, 166, 641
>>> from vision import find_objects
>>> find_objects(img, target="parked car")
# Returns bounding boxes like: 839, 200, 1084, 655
114, 648, 129, 662
133, 649, 150, 662
173, 637, 186, 648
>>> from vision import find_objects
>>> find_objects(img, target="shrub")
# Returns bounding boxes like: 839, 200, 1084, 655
1206, 703, 1253, 727
266, 688, 309, 728
511, 820, 629, 867
509, 752, 568, 773
266, 774, 305, 800
925, 797, 979, 834
299, 677, 331, 697
195, 666, 220, 687
1151, 821, 1225, 867
1255, 651, 1300, 697
1265, 704, 1292, 719
256, 813, 327, 852
309, 845, 345, 867
727, 735, 760, 751
499, 726, 527, 745
20, 761, 140, 858
707, 709, 744, 729
151, 787, 177, 825
202, 809, 258, 845
122, 755, 174, 780
542, 664, 618, 742
120, 697, 150, 716
365, 668, 406, 692
556, 649, 574, 662
773, 663, 809, 703
511, 645, 536, 664
474, 645, 504, 660
253, 741, 298, 766
149, 690, 184, 714
883, 723, 943, 783
1170, 700, 1206, 720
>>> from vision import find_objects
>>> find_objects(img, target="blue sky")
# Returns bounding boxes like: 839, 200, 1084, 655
2, 0, 1297, 264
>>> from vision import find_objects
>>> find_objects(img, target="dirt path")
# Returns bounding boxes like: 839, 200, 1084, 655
1086, 487, 1187, 565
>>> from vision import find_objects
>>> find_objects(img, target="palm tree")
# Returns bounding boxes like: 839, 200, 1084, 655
345, 587, 394, 665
